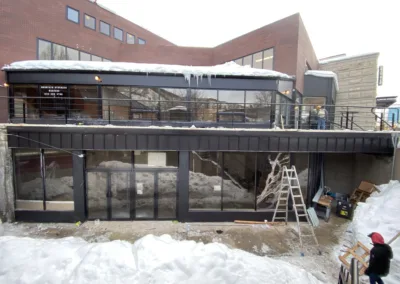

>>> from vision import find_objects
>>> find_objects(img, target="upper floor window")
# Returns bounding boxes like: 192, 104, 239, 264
127, 33, 135, 44
114, 27, 123, 41
84, 14, 96, 30
138, 38, 146, 45
230, 47, 274, 70
100, 21, 110, 36
66, 7, 79, 24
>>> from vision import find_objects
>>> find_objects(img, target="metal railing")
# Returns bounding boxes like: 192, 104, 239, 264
338, 258, 359, 284
5, 96, 398, 131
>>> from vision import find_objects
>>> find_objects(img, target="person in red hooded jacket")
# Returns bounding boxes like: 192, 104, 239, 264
365, 232, 393, 284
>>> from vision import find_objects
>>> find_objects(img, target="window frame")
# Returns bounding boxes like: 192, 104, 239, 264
99, 20, 111, 36
127, 33, 135, 44
138, 38, 146, 45
84, 13, 96, 30
66, 6, 80, 24
114, 27, 124, 41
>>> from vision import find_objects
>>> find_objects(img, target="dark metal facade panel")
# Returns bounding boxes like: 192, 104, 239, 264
15, 210, 79, 222
7, 72, 281, 91
6, 126, 394, 154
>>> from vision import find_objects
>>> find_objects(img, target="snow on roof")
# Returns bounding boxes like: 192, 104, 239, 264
305, 70, 339, 91
319, 52, 379, 64
2, 60, 294, 81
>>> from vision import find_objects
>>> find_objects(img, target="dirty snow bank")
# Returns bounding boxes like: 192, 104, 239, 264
2, 60, 293, 80
348, 180, 400, 284
0, 234, 322, 284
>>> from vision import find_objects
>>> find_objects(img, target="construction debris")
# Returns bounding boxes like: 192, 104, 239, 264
350, 181, 377, 204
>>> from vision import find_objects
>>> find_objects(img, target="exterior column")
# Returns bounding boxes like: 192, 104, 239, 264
0, 125, 15, 222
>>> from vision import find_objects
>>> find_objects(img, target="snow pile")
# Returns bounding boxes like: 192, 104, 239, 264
305, 70, 339, 91
0, 234, 322, 284
349, 180, 400, 284
2, 60, 293, 82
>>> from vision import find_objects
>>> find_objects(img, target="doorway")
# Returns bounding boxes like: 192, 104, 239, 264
86, 168, 178, 220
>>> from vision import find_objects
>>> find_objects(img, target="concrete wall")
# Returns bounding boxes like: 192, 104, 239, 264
319, 53, 379, 130
324, 153, 392, 195
0, 125, 15, 221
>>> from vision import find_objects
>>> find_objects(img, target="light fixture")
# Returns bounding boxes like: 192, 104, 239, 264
255, 56, 274, 63
95, 76, 102, 82
283, 90, 291, 95
3, 83, 9, 87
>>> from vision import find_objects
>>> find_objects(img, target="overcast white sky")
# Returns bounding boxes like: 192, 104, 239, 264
97, 0, 398, 97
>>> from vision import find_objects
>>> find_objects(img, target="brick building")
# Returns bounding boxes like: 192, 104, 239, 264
0, 0, 390, 223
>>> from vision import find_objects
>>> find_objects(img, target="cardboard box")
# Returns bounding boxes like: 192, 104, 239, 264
357, 181, 376, 193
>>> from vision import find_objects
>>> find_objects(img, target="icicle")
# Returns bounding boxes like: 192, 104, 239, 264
184, 73, 191, 86
195, 74, 200, 86
207, 74, 212, 86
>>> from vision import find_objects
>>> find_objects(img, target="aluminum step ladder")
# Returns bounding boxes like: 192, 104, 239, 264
272, 165, 319, 248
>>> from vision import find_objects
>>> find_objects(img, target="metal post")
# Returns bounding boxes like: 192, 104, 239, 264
308, 110, 312, 129
392, 113, 395, 129
350, 258, 359, 284
22, 102, 26, 123
340, 115, 343, 128
108, 104, 111, 124
380, 113, 384, 131
345, 110, 349, 129
350, 115, 354, 130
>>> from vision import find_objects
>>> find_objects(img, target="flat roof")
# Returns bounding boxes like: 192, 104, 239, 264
2, 60, 294, 80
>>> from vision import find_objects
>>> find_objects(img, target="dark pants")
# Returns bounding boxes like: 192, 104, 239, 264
369, 273, 384, 284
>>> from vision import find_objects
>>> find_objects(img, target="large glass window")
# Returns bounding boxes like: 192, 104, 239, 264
84, 14, 96, 30
66, 48, 79, 60
262, 49, 274, 70
114, 27, 123, 41
100, 21, 110, 36
14, 150, 43, 210
66, 7, 79, 24
38, 40, 51, 60
245, 91, 273, 123
252, 51, 263, 69
127, 33, 135, 44
222, 152, 256, 210
12, 85, 40, 119
256, 153, 290, 210
52, 44, 67, 60
91, 55, 102, 62
44, 150, 74, 209
218, 90, 245, 122
190, 89, 218, 121
70, 85, 99, 119
159, 88, 188, 121
40, 85, 68, 118
80, 51, 91, 61
189, 152, 222, 210
134, 151, 178, 168
14, 149, 74, 211
229, 48, 274, 69
102, 86, 131, 121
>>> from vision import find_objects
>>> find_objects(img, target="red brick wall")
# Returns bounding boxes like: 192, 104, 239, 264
295, 16, 319, 93
212, 14, 301, 79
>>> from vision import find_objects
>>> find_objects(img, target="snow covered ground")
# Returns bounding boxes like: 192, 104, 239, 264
338, 180, 400, 284
0, 233, 323, 284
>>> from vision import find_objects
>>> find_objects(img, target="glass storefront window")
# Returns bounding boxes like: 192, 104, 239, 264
70, 85, 99, 119
86, 151, 133, 169
222, 152, 256, 210
102, 86, 131, 121
134, 151, 178, 168
218, 90, 245, 122
12, 85, 40, 119
131, 87, 160, 120
245, 91, 272, 123
40, 85, 68, 118
159, 88, 188, 121
190, 89, 218, 122
44, 150, 74, 210
14, 149, 43, 210
67, 48, 79, 60
189, 151, 222, 210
